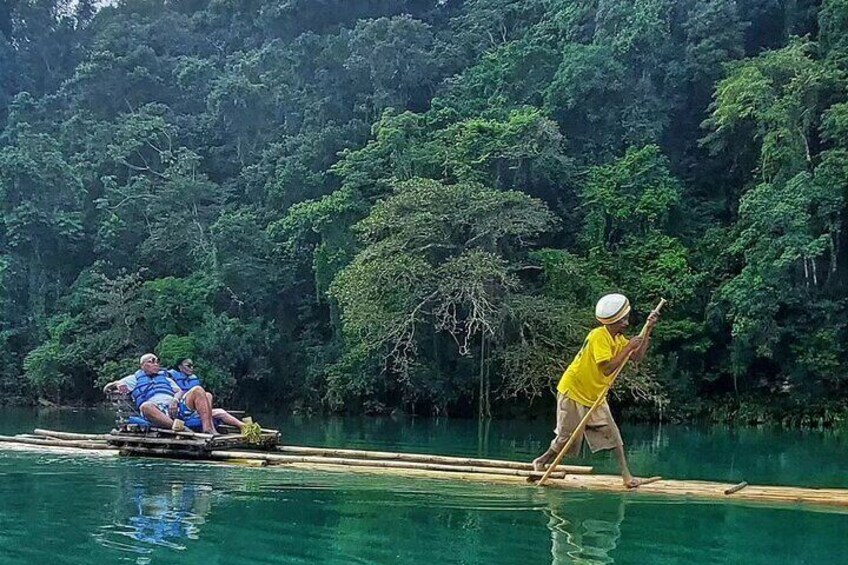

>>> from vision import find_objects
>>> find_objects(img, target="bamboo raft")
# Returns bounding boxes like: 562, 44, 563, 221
107, 425, 281, 456
3, 429, 848, 512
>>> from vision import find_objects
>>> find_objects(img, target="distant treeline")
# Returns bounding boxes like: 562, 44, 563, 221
1, 0, 846, 425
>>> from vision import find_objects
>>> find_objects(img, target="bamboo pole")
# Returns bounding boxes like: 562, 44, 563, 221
276, 446, 593, 474
0, 435, 113, 450
143, 428, 214, 440
107, 435, 209, 448
33, 429, 112, 441
635, 476, 662, 487
725, 481, 749, 495
114, 427, 215, 440
211, 451, 567, 480
538, 298, 667, 487
36, 426, 221, 442
218, 424, 279, 435
31, 430, 583, 472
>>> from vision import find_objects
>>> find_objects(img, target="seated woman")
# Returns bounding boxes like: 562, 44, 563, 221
168, 358, 214, 407
103, 353, 246, 435
167, 357, 250, 434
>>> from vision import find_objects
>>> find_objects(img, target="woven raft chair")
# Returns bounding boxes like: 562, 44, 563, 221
106, 390, 139, 432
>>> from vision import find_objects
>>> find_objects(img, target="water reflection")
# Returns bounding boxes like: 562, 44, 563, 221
546, 497, 625, 564
95, 482, 213, 556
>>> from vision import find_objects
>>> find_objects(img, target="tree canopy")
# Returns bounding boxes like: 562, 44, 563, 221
1, 0, 846, 425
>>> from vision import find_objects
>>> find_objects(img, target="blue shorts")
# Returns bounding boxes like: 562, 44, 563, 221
153, 399, 196, 420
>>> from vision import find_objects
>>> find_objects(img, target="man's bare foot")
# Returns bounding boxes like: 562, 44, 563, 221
623, 477, 643, 489
623, 476, 661, 489
532, 449, 558, 472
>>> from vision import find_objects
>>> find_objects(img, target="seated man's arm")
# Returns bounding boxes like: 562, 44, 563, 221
103, 375, 134, 394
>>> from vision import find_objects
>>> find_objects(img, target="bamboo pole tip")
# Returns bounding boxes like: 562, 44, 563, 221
724, 481, 749, 495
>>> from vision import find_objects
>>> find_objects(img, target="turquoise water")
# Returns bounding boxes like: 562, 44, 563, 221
1, 408, 847, 564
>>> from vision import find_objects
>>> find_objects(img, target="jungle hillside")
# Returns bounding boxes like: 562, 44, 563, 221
1, 0, 846, 425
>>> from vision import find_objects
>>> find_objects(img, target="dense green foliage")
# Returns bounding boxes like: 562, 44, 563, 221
1, 0, 846, 424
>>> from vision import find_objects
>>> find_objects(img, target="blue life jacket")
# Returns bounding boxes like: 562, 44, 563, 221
130, 370, 175, 408
168, 369, 201, 392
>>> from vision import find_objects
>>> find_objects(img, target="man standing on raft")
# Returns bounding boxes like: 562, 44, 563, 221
532, 293, 659, 488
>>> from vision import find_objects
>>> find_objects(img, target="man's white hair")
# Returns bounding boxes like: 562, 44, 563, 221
139, 353, 158, 366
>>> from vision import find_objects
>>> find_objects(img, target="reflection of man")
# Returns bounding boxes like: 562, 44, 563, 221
545, 496, 625, 565
97, 483, 213, 550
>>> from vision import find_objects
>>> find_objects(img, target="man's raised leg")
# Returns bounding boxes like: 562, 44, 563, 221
140, 402, 175, 428
534, 394, 579, 472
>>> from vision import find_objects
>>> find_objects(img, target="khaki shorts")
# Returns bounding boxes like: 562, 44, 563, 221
548, 393, 623, 455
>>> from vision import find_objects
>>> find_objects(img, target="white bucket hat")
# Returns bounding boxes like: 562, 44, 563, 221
595, 293, 631, 325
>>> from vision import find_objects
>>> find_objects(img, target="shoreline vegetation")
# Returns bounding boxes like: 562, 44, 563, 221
1, 1, 846, 425
5, 397, 847, 430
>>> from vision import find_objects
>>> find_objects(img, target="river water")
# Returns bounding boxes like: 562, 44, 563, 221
0, 408, 846, 564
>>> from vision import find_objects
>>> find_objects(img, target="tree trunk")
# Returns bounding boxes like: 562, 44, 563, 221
478, 333, 485, 420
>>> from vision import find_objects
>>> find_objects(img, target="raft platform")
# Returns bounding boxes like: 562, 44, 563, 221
2, 429, 848, 512
4, 427, 281, 457
107, 425, 280, 457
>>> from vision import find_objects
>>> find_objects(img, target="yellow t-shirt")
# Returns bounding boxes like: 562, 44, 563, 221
556, 326, 630, 407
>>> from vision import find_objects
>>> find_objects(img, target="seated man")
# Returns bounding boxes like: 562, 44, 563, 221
103, 353, 245, 435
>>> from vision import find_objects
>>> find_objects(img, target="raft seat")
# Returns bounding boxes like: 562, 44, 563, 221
108, 391, 216, 433
125, 414, 213, 432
